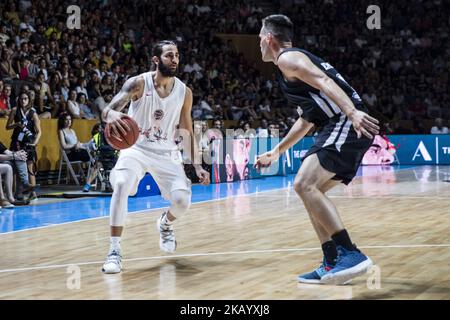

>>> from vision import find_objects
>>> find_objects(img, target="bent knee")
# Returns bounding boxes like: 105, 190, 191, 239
111, 170, 136, 193
294, 177, 316, 196
170, 190, 191, 213
172, 195, 191, 211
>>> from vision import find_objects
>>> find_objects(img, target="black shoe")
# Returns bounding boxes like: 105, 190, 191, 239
13, 199, 30, 206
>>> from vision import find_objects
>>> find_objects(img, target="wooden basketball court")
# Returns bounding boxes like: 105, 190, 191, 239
0, 166, 449, 299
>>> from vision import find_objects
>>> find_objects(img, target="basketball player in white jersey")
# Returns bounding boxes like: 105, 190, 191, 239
100, 40, 210, 274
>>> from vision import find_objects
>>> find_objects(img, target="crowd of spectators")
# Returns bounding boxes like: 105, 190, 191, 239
1, 0, 448, 136
276, 0, 450, 133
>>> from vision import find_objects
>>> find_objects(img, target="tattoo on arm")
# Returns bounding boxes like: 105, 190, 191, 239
101, 77, 142, 113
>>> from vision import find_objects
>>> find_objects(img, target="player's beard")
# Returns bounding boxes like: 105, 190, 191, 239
158, 61, 177, 77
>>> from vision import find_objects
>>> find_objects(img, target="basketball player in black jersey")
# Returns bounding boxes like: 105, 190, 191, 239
255, 15, 380, 285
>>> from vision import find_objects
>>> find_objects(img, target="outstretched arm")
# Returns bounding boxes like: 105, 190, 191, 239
255, 117, 313, 171
278, 52, 379, 139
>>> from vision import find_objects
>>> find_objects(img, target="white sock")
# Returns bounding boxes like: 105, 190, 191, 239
110, 236, 121, 252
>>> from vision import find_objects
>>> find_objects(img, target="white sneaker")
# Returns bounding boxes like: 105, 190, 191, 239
102, 249, 122, 274
157, 212, 177, 253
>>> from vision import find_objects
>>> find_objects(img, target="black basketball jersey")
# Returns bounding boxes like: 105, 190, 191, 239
277, 47, 365, 127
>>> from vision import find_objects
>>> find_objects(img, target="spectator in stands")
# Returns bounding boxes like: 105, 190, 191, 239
17, 56, 31, 80
430, 118, 449, 134
34, 71, 57, 117
6, 91, 41, 200
26, 89, 43, 121
229, 98, 244, 120
0, 81, 13, 117
257, 118, 269, 138
66, 89, 83, 119
268, 123, 278, 138
75, 77, 89, 101
258, 98, 273, 120
243, 122, 256, 138
0, 49, 17, 81
57, 112, 98, 192
77, 93, 97, 120
100, 75, 114, 95
211, 119, 225, 139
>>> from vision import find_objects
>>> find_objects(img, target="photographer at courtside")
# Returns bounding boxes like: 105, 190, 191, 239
6, 90, 41, 201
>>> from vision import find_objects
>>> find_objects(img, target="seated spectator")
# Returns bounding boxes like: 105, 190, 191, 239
430, 118, 449, 134
0, 160, 17, 208
75, 77, 89, 101
229, 98, 243, 120
211, 119, 225, 139
241, 99, 258, 120
0, 50, 17, 81
57, 113, 98, 191
258, 98, 272, 120
257, 119, 269, 138
243, 122, 256, 138
0, 79, 11, 117
60, 78, 71, 102
93, 90, 113, 117
77, 93, 97, 119
67, 90, 84, 119
268, 123, 278, 137
0, 142, 32, 204
100, 75, 114, 94
34, 71, 57, 117
18, 56, 31, 80
87, 72, 102, 101
29, 88, 49, 119
191, 100, 203, 120
0, 81, 12, 117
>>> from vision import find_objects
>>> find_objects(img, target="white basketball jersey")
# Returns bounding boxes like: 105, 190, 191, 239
128, 71, 186, 152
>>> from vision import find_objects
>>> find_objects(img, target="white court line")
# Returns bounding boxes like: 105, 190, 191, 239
1, 244, 449, 274
252, 194, 450, 200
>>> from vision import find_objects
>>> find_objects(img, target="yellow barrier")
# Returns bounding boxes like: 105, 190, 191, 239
0, 118, 99, 171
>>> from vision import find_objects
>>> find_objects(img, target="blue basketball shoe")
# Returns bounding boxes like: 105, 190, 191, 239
321, 246, 373, 285
297, 258, 334, 284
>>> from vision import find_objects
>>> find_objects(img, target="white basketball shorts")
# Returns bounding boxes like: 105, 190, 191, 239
110, 147, 192, 199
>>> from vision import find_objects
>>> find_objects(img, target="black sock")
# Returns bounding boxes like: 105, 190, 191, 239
321, 240, 338, 265
331, 229, 356, 251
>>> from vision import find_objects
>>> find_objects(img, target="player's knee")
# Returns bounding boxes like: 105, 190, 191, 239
170, 190, 191, 217
112, 177, 127, 192
294, 177, 315, 196
111, 171, 133, 195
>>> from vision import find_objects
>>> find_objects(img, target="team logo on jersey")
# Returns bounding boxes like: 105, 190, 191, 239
153, 109, 164, 120
297, 106, 303, 116
141, 126, 168, 143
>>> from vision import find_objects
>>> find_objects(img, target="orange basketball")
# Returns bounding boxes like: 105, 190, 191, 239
105, 116, 140, 150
